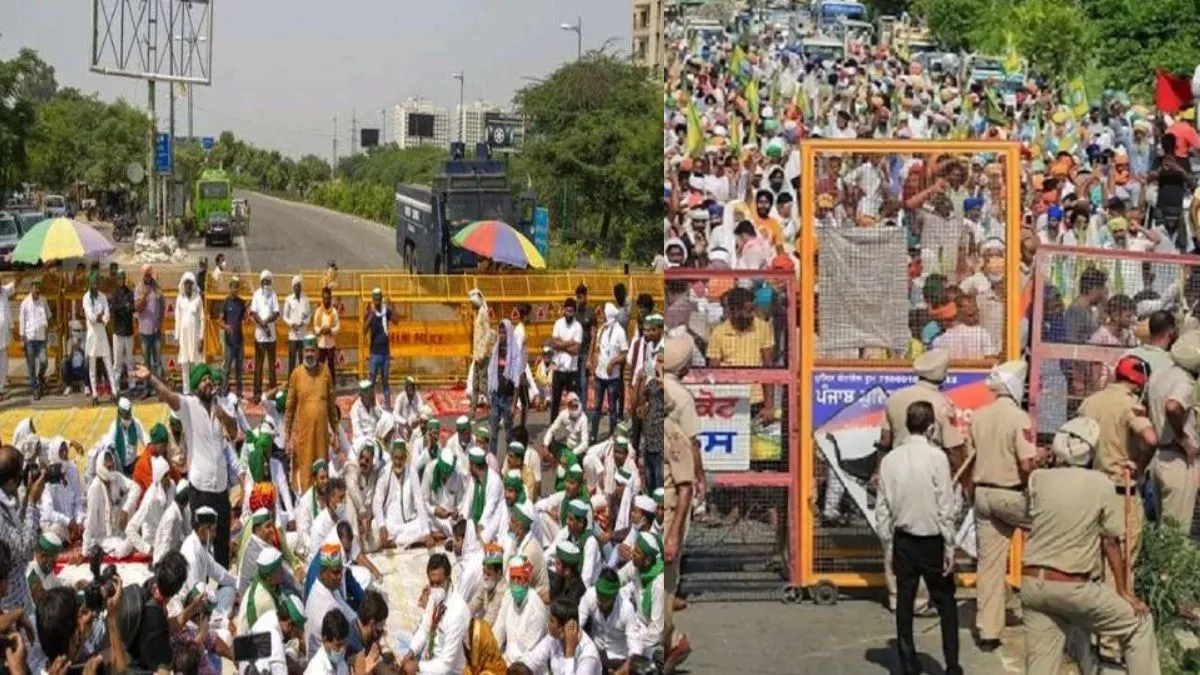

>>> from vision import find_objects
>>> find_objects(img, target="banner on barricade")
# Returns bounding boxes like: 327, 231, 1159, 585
686, 384, 752, 471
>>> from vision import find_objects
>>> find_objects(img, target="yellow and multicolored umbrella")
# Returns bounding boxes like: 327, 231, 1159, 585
451, 220, 545, 269
12, 217, 116, 264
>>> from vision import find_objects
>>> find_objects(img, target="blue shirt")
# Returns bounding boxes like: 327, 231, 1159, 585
366, 307, 393, 356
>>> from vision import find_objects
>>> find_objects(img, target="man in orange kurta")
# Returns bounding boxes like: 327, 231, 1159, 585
285, 334, 338, 493
131, 423, 171, 507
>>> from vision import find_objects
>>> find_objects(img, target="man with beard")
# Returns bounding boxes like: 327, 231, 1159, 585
542, 392, 590, 468
135, 361, 240, 566
350, 379, 383, 448
461, 446, 504, 543
374, 439, 435, 549
295, 459, 332, 559
344, 439, 382, 549
445, 416, 474, 467
422, 447, 465, 538
26, 531, 66, 604
549, 297, 583, 420
493, 555, 547, 665
550, 540, 588, 606
286, 335, 339, 493
239, 546, 288, 636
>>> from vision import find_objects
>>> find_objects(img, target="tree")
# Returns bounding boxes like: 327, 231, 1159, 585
0, 41, 57, 197
1083, 0, 1200, 96
25, 88, 148, 191
913, 0, 994, 52
514, 51, 661, 262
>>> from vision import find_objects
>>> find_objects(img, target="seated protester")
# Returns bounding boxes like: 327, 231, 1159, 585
542, 393, 590, 463
392, 376, 424, 429
305, 610, 351, 675
166, 411, 188, 479
238, 546, 288, 635
345, 589, 388, 666
507, 501, 550, 604
123, 551, 191, 671
651, 488, 664, 537
550, 540, 588, 607
153, 479, 191, 565
401, 553, 470, 674
294, 459, 331, 560
338, 521, 383, 591
181, 506, 239, 621
496, 469, 528, 544
242, 591, 306, 675
343, 438, 383, 551
450, 518, 485, 605
259, 388, 288, 448
503, 441, 539, 505
460, 446, 504, 544
39, 436, 85, 543
101, 396, 149, 477
412, 416, 442, 480
470, 426, 499, 474
11, 417, 44, 461
519, 597, 603, 675
535, 463, 588, 544
82, 448, 137, 557
241, 427, 295, 535
373, 411, 399, 462
27, 532, 67, 604
608, 468, 636, 536
492, 556, 548, 665
598, 433, 640, 497
130, 423, 171, 503
349, 380, 383, 450
579, 567, 645, 671
238, 509, 301, 597
619, 532, 664, 654
308, 477, 356, 561
303, 522, 370, 606
462, 613, 508, 675
445, 416, 475, 468
549, 499, 601, 588
468, 543, 508, 625
610, 495, 658, 568
422, 447, 466, 538
374, 439, 436, 550
304, 531, 359, 657
125, 455, 174, 555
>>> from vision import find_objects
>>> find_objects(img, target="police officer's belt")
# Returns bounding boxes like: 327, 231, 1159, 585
975, 482, 1022, 491
1021, 565, 1090, 583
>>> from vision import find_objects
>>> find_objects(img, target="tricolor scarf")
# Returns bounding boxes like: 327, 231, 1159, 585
638, 559, 664, 619
113, 420, 139, 468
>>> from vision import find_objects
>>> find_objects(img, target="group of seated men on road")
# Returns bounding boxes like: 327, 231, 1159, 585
0, 284, 668, 675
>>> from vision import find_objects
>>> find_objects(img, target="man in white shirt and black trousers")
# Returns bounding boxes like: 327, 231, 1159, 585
874, 400, 962, 675
135, 362, 240, 567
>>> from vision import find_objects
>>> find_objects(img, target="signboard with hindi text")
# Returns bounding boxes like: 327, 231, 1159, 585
685, 383, 752, 471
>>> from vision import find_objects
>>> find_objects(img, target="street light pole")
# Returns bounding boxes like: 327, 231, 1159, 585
453, 72, 465, 143
561, 17, 582, 59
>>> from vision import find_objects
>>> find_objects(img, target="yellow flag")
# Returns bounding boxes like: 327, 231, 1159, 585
1003, 32, 1021, 75
730, 114, 742, 155
746, 78, 760, 118
685, 99, 704, 157
1067, 78, 1089, 118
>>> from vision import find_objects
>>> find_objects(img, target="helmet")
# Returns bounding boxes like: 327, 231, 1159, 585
1113, 354, 1151, 389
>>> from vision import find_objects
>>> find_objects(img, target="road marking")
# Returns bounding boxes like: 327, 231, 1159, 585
237, 231, 252, 273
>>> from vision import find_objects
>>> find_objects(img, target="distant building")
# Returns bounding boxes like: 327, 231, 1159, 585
393, 98, 451, 150
632, 0, 665, 75
456, 100, 504, 144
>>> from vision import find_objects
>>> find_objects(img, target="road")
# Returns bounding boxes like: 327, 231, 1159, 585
225, 190, 400, 271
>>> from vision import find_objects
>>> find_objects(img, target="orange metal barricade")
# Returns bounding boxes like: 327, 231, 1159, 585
796, 140, 1026, 600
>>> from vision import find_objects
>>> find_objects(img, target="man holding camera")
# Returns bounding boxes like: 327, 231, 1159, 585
0, 445, 48, 626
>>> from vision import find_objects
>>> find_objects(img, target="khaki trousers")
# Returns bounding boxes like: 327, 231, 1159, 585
1100, 490, 1143, 660
664, 509, 690, 652
1153, 449, 1198, 534
1023, 577, 1160, 675
973, 487, 1029, 640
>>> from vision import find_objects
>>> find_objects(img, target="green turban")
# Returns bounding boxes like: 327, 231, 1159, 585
188, 363, 212, 392
149, 423, 169, 445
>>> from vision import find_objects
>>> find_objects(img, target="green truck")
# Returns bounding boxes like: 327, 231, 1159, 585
194, 169, 233, 245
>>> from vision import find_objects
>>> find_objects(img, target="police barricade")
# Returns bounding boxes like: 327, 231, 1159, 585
796, 140, 1026, 601
664, 268, 799, 601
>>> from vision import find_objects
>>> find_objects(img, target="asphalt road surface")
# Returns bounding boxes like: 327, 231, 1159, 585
220, 190, 401, 272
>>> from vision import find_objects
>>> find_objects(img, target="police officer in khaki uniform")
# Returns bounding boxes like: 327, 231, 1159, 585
1125, 310, 1177, 377
875, 348, 965, 613
662, 334, 698, 673
969, 358, 1044, 652
1021, 417, 1161, 675
1148, 329, 1200, 532
1076, 353, 1158, 663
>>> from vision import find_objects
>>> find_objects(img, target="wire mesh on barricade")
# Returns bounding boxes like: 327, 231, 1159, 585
665, 268, 799, 601
797, 140, 1024, 599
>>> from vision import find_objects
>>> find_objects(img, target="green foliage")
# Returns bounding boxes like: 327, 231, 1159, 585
0, 42, 58, 197
1135, 520, 1200, 674
1082, 0, 1200, 98
913, 0, 992, 52
513, 51, 662, 264
307, 181, 393, 224
334, 144, 446, 188
25, 88, 149, 190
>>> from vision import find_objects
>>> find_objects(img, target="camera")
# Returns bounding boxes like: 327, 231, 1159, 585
23, 460, 41, 483
83, 547, 118, 612
45, 463, 66, 485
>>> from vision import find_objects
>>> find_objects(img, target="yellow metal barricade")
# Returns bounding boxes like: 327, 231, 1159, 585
797, 140, 1025, 599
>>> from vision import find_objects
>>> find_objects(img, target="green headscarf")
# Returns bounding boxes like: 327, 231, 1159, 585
636, 534, 664, 619
248, 433, 273, 483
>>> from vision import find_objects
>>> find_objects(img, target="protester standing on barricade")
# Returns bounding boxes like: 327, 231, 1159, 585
469, 288, 494, 416
175, 273, 205, 394
1076, 353, 1159, 665
968, 359, 1044, 652
220, 276, 248, 398
109, 269, 136, 396
549, 297, 582, 422
364, 288, 397, 408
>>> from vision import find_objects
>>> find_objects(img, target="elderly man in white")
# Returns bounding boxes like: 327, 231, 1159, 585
444, 415, 474, 468
373, 439, 432, 549
92, 397, 148, 479
39, 436, 84, 543
391, 376, 424, 429
282, 274, 312, 376
182, 506, 240, 620
542, 392, 590, 462
459, 446, 504, 544
349, 379, 383, 448
421, 446, 466, 538
125, 455, 173, 555
174, 273, 205, 394
82, 448, 136, 557
82, 271, 117, 404
492, 555, 548, 665
153, 479, 192, 565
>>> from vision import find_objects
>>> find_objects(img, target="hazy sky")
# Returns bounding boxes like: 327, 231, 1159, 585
1, 0, 630, 158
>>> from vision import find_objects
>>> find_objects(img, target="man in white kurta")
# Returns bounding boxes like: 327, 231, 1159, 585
39, 437, 84, 542
293, 459, 330, 560
542, 393, 590, 458
98, 397, 148, 477
82, 449, 135, 557
578, 569, 645, 666
174, 273, 205, 393
182, 506, 239, 619
373, 439, 432, 549
459, 446, 504, 544
391, 377, 424, 429
520, 601, 603, 675
535, 463, 587, 543
404, 559, 469, 675
620, 532, 665, 653
82, 272, 116, 402
444, 416, 475, 468
304, 535, 358, 658
421, 447, 465, 537
508, 501, 550, 602
492, 555, 548, 664
153, 479, 191, 565
349, 380, 382, 447
26, 532, 66, 604
551, 499, 601, 588
125, 456, 173, 555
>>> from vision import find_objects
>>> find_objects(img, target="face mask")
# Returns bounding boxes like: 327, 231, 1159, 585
328, 648, 346, 665
985, 272, 1004, 284
97, 463, 112, 483
510, 583, 529, 605
483, 577, 498, 592
335, 504, 346, 521
568, 406, 581, 420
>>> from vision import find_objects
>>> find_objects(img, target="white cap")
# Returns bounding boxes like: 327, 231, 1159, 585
438, 447, 456, 466
117, 397, 132, 412
256, 546, 282, 567
260, 270, 272, 281
634, 495, 657, 512
195, 506, 217, 518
